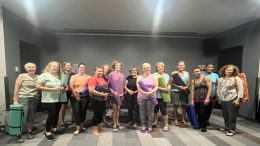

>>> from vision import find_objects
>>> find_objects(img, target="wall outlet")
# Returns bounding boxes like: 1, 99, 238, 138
15, 66, 19, 73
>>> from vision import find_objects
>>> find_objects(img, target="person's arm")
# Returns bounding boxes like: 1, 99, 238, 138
124, 80, 133, 95
216, 78, 221, 103
69, 75, 78, 99
234, 77, 244, 105
13, 74, 23, 105
136, 76, 147, 96
191, 79, 195, 105
36, 74, 60, 91
149, 76, 159, 95
204, 77, 212, 105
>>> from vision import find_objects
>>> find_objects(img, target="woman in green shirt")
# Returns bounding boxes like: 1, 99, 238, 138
37, 61, 68, 141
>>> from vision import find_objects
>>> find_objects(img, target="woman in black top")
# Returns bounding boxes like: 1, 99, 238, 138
125, 66, 139, 128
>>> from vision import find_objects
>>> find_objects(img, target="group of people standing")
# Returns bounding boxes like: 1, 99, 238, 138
12, 60, 244, 143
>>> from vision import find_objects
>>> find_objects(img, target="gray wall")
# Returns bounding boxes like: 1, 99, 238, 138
217, 20, 260, 119
43, 35, 216, 76
2, 8, 44, 98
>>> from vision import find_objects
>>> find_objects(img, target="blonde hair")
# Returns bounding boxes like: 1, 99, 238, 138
111, 60, 123, 69
24, 62, 36, 70
156, 61, 166, 71
43, 61, 63, 75
142, 63, 151, 68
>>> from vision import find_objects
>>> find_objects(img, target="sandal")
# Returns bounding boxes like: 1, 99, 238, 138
226, 131, 235, 136
174, 120, 180, 126
162, 126, 169, 132
182, 121, 188, 126
117, 125, 124, 130
152, 122, 157, 127
112, 126, 118, 132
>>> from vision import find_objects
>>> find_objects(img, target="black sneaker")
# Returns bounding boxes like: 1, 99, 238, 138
27, 131, 34, 139
45, 134, 55, 141
16, 135, 24, 143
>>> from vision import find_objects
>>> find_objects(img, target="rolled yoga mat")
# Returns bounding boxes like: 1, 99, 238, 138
158, 77, 171, 102
138, 80, 158, 105
79, 87, 89, 96
90, 86, 110, 101
9, 104, 23, 136
186, 104, 200, 129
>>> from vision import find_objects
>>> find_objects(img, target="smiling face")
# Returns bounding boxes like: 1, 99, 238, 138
157, 64, 165, 74
193, 68, 201, 78
78, 64, 86, 74
206, 64, 214, 73
64, 63, 72, 72
131, 67, 138, 76
49, 62, 60, 74
114, 62, 122, 71
95, 67, 104, 77
177, 61, 185, 71
225, 66, 234, 77
25, 63, 36, 74
103, 65, 110, 74
142, 63, 151, 75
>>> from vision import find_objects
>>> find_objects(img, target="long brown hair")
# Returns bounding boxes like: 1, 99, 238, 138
218, 64, 240, 77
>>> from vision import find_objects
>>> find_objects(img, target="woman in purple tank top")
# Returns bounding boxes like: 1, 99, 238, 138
136, 63, 158, 133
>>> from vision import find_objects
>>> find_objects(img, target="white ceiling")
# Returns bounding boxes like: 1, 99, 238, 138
1, 0, 260, 35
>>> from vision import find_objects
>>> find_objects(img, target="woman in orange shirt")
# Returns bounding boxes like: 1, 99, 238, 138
70, 63, 91, 135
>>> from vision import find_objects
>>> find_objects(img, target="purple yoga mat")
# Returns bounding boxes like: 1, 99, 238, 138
138, 80, 158, 105
79, 87, 89, 96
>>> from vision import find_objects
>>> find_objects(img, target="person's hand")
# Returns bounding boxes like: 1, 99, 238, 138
103, 93, 109, 100
13, 99, 19, 105
182, 86, 188, 90
217, 99, 221, 104
113, 91, 120, 97
128, 90, 134, 95
204, 98, 209, 105
233, 99, 240, 105
191, 100, 194, 105
75, 96, 81, 101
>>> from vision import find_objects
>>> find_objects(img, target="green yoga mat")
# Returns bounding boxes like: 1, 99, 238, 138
9, 104, 23, 136
158, 77, 171, 102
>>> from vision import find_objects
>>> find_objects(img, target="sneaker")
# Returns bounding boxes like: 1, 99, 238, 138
27, 131, 34, 139
45, 134, 55, 141
16, 135, 24, 143
147, 128, 153, 133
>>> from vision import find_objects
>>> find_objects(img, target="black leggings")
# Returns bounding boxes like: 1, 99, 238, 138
154, 98, 167, 116
72, 96, 89, 126
126, 94, 139, 122
92, 100, 106, 126
194, 102, 211, 128
44, 102, 62, 132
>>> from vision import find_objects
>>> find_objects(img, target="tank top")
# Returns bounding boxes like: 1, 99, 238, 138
18, 73, 39, 99
194, 77, 209, 103
137, 74, 156, 99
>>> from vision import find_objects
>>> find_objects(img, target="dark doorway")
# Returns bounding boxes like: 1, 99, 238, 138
19, 40, 41, 74
217, 45, 243, 72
